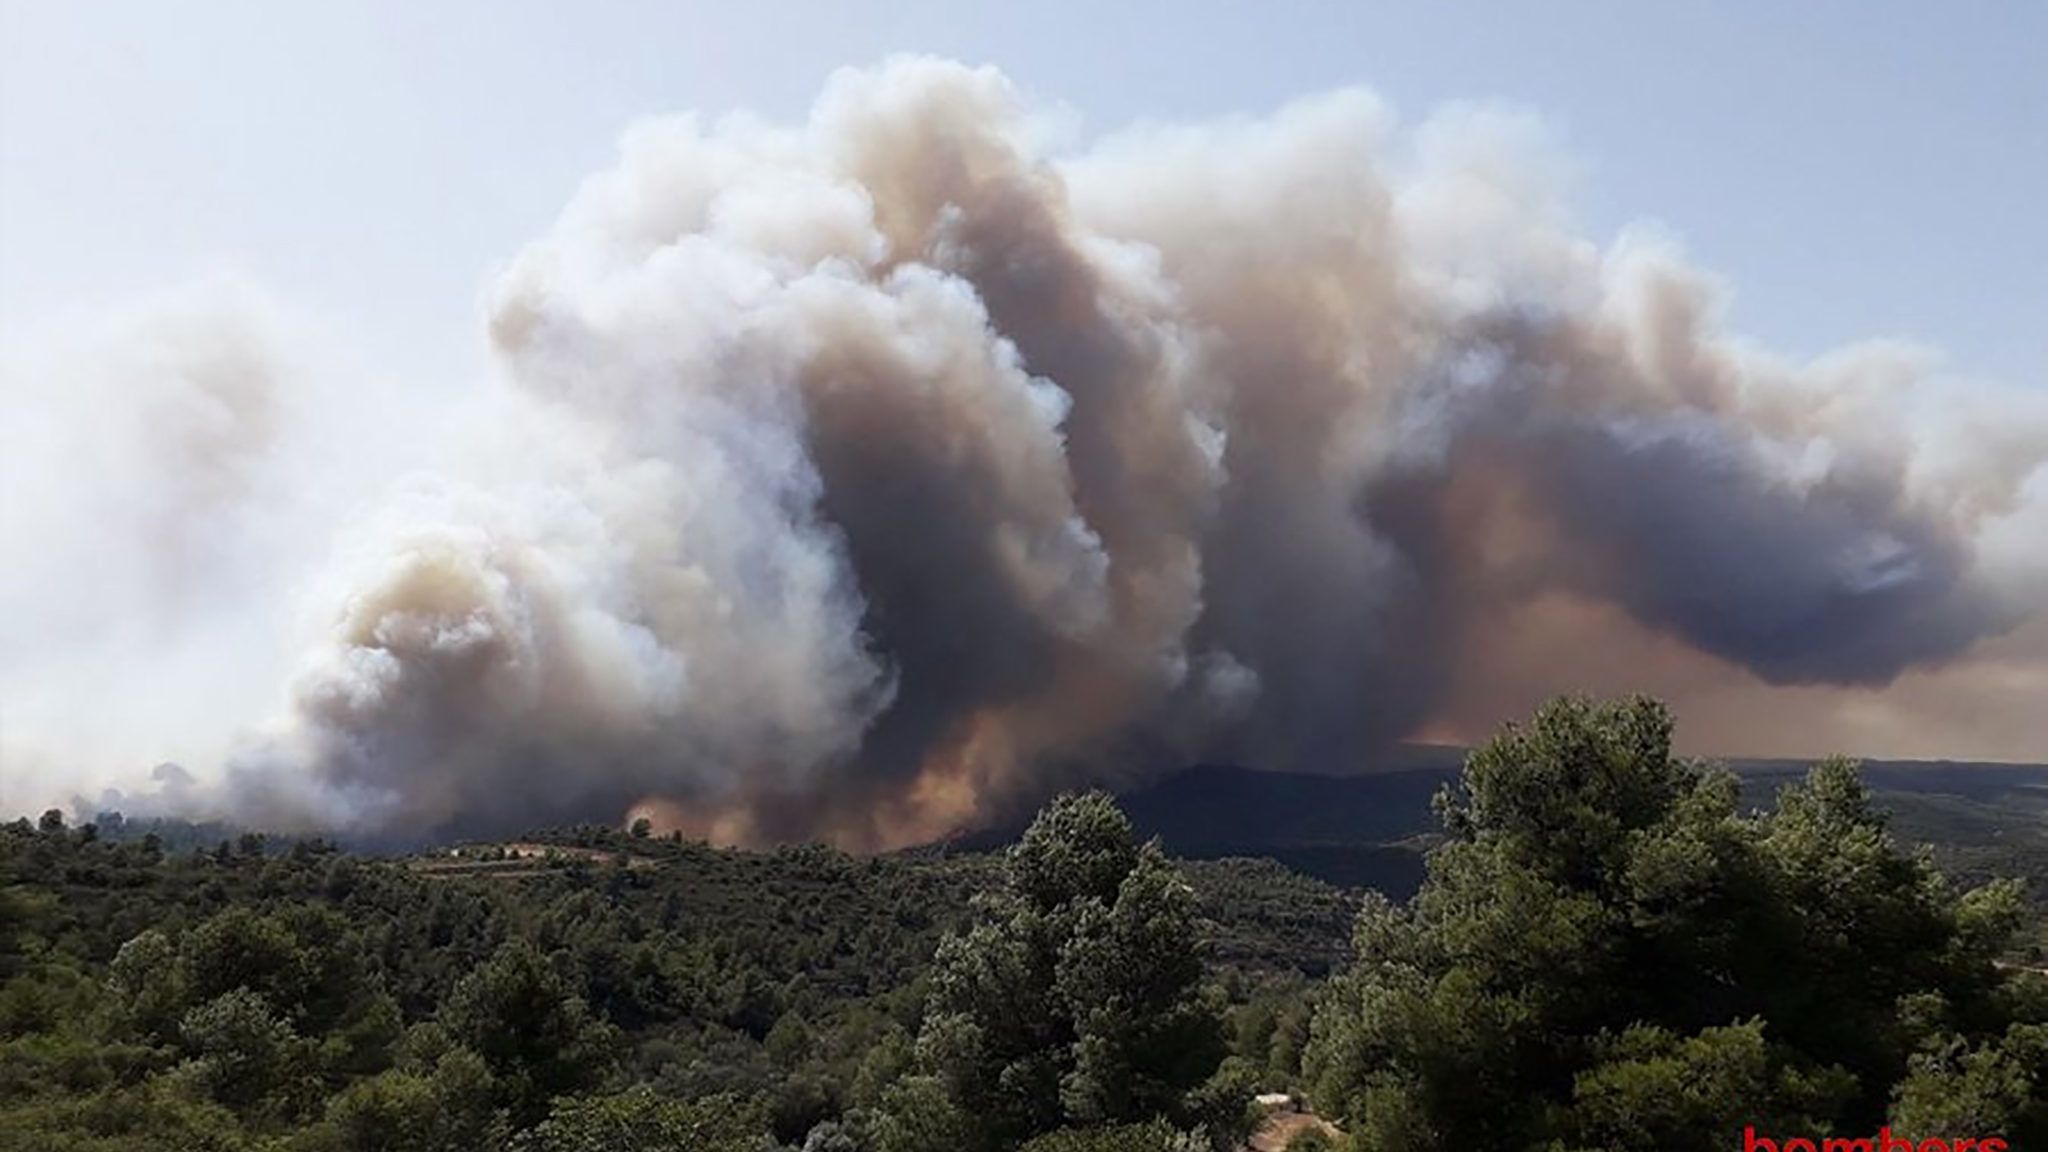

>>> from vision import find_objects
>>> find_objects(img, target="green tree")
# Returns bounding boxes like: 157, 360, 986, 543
110, 928, 188, 1043
178, 987, 301, 1111
1302, 695, 2035, 1152
181, 909, 308, 1020
439, 939, 615, 1125
1014, 1119, 1192, 1152
915, 792, 1226, 1150
312, 1047, 507, 1152
1563, 1021, 1851, 1152
512, 1088, 765, 1152
1889, 1023, 2048, 1146
868, 1075, 976, 1152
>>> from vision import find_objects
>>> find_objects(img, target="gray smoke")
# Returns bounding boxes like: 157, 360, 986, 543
4, 59, 2043, 847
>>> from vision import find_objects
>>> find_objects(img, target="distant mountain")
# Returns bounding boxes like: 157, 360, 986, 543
1113, 751, 2048, 900
75, 747, 2048, 906
1119, 760, 1453, 849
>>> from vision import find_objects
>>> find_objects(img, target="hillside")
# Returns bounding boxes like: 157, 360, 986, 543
1114, 752, 2048, 910
6, 711, 2046, 1150
1, 811, 1360, 1150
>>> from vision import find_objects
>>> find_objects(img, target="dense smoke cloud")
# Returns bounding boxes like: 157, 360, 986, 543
3, 59, 2043, 847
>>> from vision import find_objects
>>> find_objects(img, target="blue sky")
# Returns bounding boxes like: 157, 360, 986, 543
2, 0, 2043, 389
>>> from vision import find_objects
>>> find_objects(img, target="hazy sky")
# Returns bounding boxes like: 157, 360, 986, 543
3, 0, 2043, 391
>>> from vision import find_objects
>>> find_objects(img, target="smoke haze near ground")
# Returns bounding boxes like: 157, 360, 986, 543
3, 59, 2043, 848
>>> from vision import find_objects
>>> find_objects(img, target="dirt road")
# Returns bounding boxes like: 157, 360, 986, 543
1248, 1110, 1342, 1150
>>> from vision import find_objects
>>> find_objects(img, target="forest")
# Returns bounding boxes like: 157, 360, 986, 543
3, 696, 2045, 1151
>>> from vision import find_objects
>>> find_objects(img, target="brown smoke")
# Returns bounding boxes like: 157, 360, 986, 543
4, 59, 2043, 847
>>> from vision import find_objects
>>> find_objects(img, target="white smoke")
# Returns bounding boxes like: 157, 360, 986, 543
3, 58, 2043, 847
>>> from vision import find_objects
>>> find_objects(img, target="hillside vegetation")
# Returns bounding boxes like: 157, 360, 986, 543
1117, 753, 2048, 926
2, 696, 2044, 1150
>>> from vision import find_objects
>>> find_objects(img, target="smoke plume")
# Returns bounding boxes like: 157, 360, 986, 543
4, 59, 2043, 848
